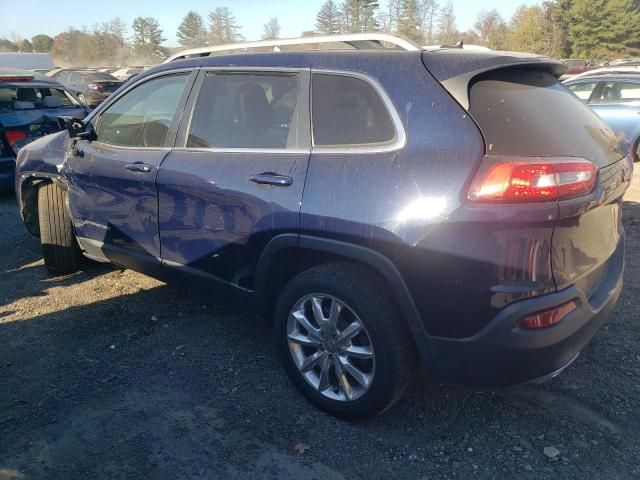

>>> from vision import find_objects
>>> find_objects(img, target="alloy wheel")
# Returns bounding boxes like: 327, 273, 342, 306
287, 294, 375, 402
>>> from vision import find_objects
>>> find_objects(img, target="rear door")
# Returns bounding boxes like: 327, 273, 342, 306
157, 68, 310, 302
65, 71, 195, 275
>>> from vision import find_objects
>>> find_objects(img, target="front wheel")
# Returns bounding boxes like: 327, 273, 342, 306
37, 183, 80, 275
274, 262, 417, 419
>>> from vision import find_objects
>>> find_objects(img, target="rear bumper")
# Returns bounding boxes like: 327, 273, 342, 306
417, 232, 624, 386
0, 156, 15, 188
83, 92, 112, 107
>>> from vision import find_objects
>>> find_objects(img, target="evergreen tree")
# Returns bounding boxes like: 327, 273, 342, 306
262, 17, 282, 39
177, 11, 207, 48
208, 7, 243, 45
31, 34, 54, 53
132, 17, 167, 61
341, 0, 379, 33
397, 0, 422, 41
316, 0, 342, 34
606, 0, 640, 57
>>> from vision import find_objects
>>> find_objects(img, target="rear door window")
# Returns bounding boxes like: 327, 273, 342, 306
95, 74, 189, 148
311, 73, 396, 147
567, 81, 598, 101
187, 72, 305, 149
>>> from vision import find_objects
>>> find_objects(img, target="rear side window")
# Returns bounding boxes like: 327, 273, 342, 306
96, 74, 188, 148
0, 86, 76, 110
591, 81, 640, 103
187, 72, 303, 149
568, 81, 597, 101
311, 73, 396, 147
469, 70, 623, 167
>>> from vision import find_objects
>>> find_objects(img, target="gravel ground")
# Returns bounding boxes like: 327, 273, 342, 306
1, 189, 639, 480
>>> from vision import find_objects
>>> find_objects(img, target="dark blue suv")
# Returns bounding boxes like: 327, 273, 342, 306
14, 37, 633, 418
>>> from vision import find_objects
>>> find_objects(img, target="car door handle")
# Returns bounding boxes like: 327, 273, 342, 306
126, 163, 153, 173
248, 172, 293, 187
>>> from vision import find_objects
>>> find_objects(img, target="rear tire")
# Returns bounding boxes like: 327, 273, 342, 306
37, 183, 80, 275
274, 262, 417, 419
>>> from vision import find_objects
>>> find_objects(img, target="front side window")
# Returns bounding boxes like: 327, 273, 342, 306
95, 74, 189, 148
311, 73, 396, 147
568, 81, 597, 101
187, 72, 303, 149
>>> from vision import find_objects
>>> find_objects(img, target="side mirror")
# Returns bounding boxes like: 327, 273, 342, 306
58, 116, 95, 141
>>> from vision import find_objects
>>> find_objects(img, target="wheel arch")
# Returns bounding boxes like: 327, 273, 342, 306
254, 234, 431, 361
18, 173, 69, 237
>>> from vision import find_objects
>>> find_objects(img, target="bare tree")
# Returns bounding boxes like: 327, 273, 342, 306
420, 0, 439, 44
208, 7, 243, 45
436, 1, 458, 44
262, 17, 282, 40
474, 9, 506, 46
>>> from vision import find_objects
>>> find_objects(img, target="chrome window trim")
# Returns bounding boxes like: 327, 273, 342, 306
200, 66, 307, 74
310, 69, 407, 155
172, 147, 309, 154
87, 142, 171, 152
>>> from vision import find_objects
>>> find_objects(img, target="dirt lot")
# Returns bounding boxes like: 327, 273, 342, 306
1, 188, 639, 479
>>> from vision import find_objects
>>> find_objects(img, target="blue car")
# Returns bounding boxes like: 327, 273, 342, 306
564, 72, 640, 161
14, 36, 633, 418
0, 69, 88, 191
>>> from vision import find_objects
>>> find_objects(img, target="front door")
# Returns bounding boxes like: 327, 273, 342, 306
65, 71, 194, 275
157, 69, 310, 304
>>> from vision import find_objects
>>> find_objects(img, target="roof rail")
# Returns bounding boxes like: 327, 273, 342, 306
164, 33, 422, 63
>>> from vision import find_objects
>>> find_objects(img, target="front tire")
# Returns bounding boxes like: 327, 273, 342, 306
274, 262, 417, 419
37, 183, 80, 275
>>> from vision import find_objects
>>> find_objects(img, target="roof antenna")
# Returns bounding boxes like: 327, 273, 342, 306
440, 39, 464, 49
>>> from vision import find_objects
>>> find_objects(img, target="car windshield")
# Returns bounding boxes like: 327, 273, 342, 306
0, 85, 77, 111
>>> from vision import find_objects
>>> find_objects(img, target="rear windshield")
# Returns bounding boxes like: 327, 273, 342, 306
80, 73, 118, 82
469, 70, 625, 167
0, 86, 76, 111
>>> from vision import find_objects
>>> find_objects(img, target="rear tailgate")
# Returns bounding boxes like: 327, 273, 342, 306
423, 50, 633, 299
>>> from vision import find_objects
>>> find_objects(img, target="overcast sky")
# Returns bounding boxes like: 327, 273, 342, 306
0, 0, 538, 46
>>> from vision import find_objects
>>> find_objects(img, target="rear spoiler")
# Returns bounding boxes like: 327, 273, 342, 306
422, 51, 567, 110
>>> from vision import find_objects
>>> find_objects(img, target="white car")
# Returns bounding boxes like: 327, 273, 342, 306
111, 67, 144, 82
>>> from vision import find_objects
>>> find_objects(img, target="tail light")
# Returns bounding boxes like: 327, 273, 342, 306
88, 83, 103, 90
468, 156, 597, 203
5, 129, 28, 147
519, 300, 577, 330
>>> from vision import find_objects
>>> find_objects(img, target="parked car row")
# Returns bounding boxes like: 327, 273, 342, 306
0, 69, 88, 191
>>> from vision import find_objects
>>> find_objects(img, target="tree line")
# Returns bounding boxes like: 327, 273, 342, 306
1, 0, 638, 66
